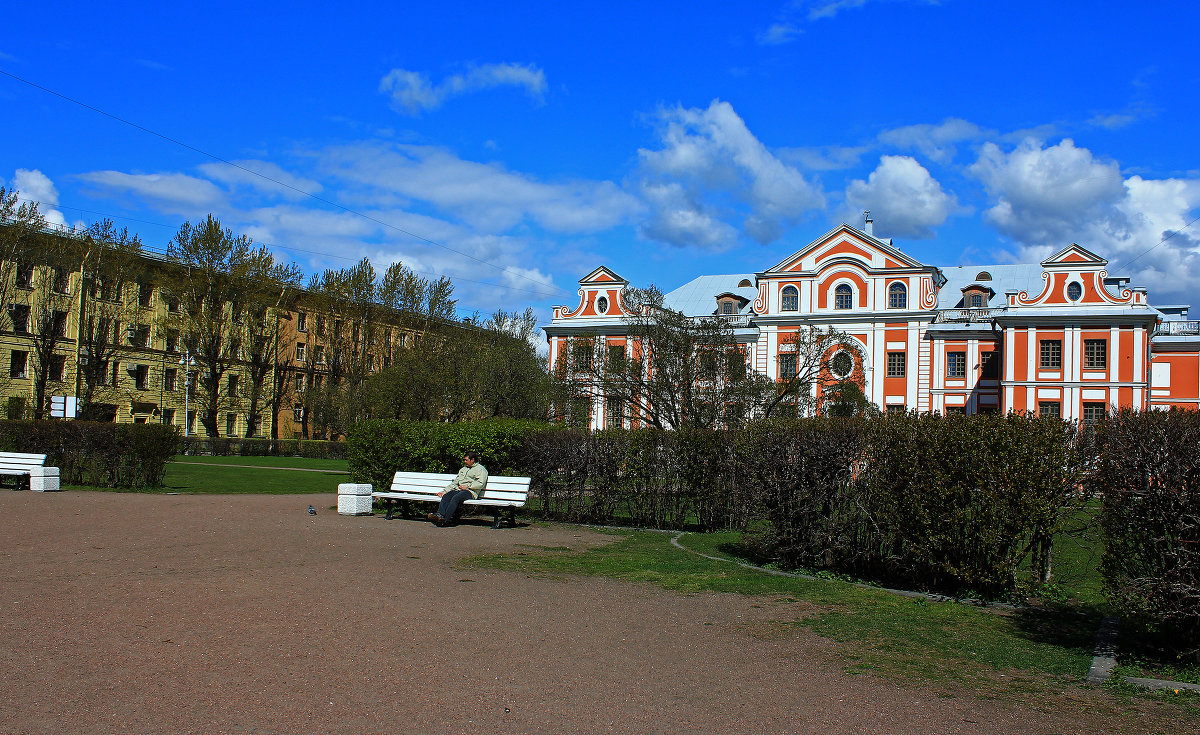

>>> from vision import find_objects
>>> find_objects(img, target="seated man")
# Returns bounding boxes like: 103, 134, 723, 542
428, 451, 488, 526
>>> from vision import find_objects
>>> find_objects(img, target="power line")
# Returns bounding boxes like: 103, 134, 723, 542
8, 194, 563, 299
0, 67, 569, 298
1112, 214, 1200, 272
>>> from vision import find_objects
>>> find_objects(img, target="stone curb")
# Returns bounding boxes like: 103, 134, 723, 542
1086, 615, 1200, 693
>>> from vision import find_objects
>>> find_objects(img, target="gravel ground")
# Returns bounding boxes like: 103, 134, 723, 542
0, 491, 1184, 734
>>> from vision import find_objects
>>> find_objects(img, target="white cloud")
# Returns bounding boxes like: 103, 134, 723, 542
969, 138, 1125, 246
636, 100, 824, 249
757, 22, 802, 45
1088, 112, 1138, 130
778, 144, 870, 171
75, 170, 226, 214
844, 155, 957, 239
968, 137, 1200, 303
758, 0, 941, 44
13, 169, 68, 227
807, 0, 871, 20
637, 180, 739, 250
319, 142, 640, 234
379, 63, 547, 115
878, 118, 989, 163
197, 160, 323, 199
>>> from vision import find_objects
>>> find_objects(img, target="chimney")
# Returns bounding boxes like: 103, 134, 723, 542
863, 211, 874, 236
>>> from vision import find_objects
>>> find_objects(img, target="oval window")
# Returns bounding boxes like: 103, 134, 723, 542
596, 296, 609, 313
1067, 282, 1082, 301
831, 350, 854, 378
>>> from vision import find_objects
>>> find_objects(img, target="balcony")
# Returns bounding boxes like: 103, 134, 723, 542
1156, 320, 1200, 336
936, 308, 1004, 323
712, 314, 752, 327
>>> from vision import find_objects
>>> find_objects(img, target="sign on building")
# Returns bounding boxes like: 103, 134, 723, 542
50, 395, 78, 419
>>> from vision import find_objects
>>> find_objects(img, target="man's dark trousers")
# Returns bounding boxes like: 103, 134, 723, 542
437, 489, 473, 523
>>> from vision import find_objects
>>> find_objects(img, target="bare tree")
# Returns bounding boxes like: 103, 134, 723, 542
558, 286, 861, 429
763, 325, 863, 418
26, 233, 82, 419
162, 215, 300, 437
75, 220, 146, 420
0, 189, 51, 415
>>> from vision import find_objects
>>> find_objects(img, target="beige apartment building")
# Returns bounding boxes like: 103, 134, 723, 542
1, 224, 428, 438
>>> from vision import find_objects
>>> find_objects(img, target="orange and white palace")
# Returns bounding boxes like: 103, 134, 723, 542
545, 222, 1200, 428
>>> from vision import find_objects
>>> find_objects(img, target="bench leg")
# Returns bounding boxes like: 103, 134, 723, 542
508, 508, 517, 528
384, 498, 396, 520
491, 509, 502, 530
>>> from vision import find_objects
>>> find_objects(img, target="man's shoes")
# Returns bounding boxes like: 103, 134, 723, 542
426, 512, 444, 526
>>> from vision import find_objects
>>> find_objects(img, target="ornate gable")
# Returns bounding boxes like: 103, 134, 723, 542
553, 266, 631, 319
766, 224, 925, 274
1012, 244, 1141, 307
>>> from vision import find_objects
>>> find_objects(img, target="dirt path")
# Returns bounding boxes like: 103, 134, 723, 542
0, 492, 1180, 734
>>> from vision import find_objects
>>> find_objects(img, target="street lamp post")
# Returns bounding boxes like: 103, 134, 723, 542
179, 351, 195, 437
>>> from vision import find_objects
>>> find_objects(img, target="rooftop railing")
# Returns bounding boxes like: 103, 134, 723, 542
1156, 320, 1200, 336
936, 308, 1004, 323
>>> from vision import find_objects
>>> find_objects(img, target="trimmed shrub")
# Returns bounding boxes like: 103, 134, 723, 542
1093, 409, 1200, 658
741, 417, 867, 570
0, 420, 181, 489
518, 427, 746, 531
347, 419, 553, 493
857, 412, 1089, 598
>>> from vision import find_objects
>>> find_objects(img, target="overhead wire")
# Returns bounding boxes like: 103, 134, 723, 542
9, 194, 563, 300
1110, 213, 1200, 272
0, 67, 569, 300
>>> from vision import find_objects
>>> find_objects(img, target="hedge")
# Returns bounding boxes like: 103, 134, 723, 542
1093, 409, 1200, 658
518, 413, 1090, 598
0, 419, 181, 489
346, 419, 554, 494
517, 428, 751, 531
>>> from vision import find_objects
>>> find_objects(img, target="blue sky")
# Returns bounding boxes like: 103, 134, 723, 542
2, 0, 1198, 320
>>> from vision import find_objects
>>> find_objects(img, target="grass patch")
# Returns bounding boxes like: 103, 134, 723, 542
68, 454, 348, 494
468, 529, 1096, 699
170, 454, 349, 472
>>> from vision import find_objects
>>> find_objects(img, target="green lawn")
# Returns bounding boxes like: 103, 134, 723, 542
64, 454, 351, 494
160, 455, 347, 494
170, 454, 349, 471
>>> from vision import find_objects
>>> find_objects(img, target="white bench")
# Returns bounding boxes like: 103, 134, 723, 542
0, 452, 60, 492
372, 471, 530, 529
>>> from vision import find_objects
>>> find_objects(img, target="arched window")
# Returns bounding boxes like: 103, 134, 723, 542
737, 279, 753, 288
888, 282, 907, 309
1067, 282, 1082, 301
975, 271, 992, 281
781, 286, 798, 311
834, 284, 853, 310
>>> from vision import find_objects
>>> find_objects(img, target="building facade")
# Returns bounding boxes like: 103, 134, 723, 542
545, 221, 1200, 429
1, 229, 421, 438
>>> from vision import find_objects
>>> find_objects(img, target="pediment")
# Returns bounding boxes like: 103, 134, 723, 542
1042, 243, 1108, 268
580, 266, 627, 285
766, 223, 926, 274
